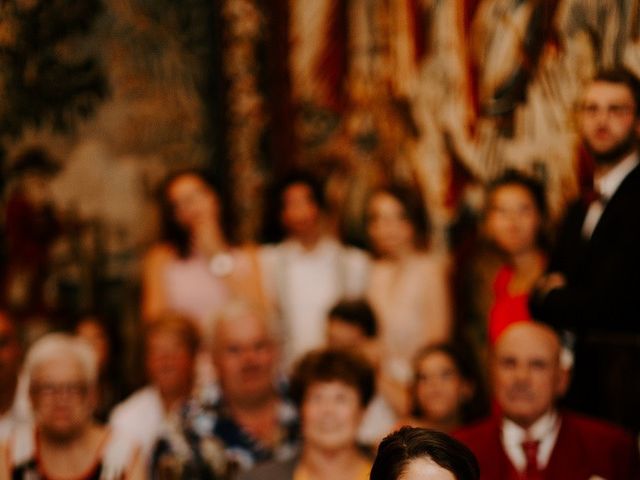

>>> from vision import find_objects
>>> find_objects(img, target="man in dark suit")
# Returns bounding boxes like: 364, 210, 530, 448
530, 69, 640, 431
455, 322, 639, 480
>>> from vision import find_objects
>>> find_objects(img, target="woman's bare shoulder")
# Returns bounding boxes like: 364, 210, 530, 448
143, 243, 178, 266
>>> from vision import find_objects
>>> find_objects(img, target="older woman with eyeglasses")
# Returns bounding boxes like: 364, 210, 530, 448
0, 333, 144, 480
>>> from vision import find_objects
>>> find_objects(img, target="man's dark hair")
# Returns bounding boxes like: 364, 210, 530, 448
370, 427, 480, 480
328, 299, 377, 338
290, 348, 375, 408
261, 170, 326, 242
590, 69, 640, 117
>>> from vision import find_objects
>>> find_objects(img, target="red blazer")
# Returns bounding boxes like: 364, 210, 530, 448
454, 412, 640, 480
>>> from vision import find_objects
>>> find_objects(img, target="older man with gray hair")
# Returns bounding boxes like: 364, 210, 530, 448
177, 300, 299, 473
455, 322, 639, 480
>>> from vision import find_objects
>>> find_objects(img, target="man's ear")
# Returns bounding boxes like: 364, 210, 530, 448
555, 363, 572, 398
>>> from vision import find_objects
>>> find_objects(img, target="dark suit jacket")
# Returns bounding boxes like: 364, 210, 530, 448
530, 162, 640, 332
454, 412, 640, 480
530, 162, 640, 429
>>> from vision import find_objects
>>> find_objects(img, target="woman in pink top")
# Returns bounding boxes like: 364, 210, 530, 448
142, 169, 267, 349
485, 170, 548, 344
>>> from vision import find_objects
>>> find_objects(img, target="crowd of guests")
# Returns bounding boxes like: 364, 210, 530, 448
0, 69, 640, 479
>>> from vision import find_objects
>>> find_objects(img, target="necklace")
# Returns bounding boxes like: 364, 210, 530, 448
209, 252, 235, 277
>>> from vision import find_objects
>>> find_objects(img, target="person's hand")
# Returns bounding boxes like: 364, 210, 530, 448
536, 272, 567, 297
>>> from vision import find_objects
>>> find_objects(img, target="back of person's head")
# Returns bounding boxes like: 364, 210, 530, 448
328, 299, 377, 338
370, 427, 480, 480
290, 348, 375, 408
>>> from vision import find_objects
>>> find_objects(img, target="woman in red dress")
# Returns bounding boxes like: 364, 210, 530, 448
485, 170, 548, 344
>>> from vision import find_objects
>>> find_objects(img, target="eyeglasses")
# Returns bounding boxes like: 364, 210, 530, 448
31, 382, 89, 399
579, 103, 635, 118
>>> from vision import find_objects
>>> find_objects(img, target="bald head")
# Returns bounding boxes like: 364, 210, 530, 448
492, 322, 568, 428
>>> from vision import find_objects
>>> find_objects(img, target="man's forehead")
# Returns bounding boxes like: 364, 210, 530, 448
494, 323, 560, 358
32, 355, 84, 380
584, 81, 636, 103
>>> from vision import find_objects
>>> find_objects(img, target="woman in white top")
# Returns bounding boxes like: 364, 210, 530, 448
365, 183, 451, 415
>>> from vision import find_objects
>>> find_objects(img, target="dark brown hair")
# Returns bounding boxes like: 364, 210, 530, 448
290, 348, 375, 408
370, 427, 480, 480
367, 183, 431, 251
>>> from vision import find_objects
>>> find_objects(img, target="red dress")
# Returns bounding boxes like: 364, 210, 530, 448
488, 265, 532, 345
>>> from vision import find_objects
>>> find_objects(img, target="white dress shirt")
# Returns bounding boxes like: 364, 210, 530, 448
501, 410, 561, 472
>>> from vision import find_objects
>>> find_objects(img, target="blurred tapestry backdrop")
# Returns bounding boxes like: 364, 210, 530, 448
2, 0, 640, 325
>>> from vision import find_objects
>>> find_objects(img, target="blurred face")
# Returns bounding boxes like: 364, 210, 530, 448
415, 352, 472, 424
167, 174, 219, 230
327, 318, 368, 349
579, 81, 639, 165
302, 381, 363, 452
30, 356, 95, 442
76, 319, 109, 373
486, 184, 541, 255
0, 313, 21, 387
280, 183, 321, 239
213, 314, 277, 405
493, 323, 567, 428
367, 192, 415, 257
399, 458, 456, 480
145, 330, 194, 398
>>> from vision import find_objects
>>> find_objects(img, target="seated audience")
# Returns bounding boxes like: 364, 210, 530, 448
484, 170, 548, 345
365, 183, 451, 416
399, 344, 487, 434
371, 427, 480, 480
110, 313, 198, 459
0, 310, 29, 440
0, 333, 143, 479
178, 301, 298, 472
238, 348, 375, 480
75, 314, 125, 422
260, 171, 370, 369
454, 321, 640, 480
326, 299, 397, 446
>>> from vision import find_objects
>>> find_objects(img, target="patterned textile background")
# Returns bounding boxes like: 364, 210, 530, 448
1, 0, 640, 322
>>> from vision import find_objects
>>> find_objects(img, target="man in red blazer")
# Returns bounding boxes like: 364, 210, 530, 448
455, 322, 639, 480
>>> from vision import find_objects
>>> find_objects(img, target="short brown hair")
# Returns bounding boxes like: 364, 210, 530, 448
144, 312, 200, 356
290, 348, 375, 407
